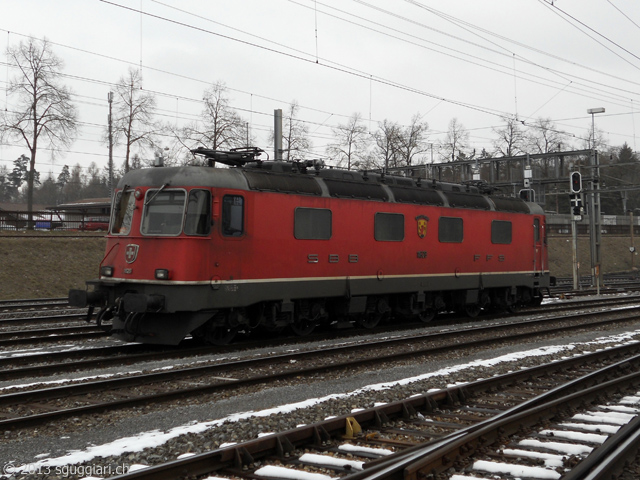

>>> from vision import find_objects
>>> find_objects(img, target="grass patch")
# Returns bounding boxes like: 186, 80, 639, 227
0, 234, 106, 299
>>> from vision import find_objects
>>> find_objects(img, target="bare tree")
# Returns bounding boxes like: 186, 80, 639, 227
281, 101, 311, 160
181, 81, 247, 162
491, 116, 526, 157
583, 122, 608, 151
526, 118, 564, 154
526, 117, 566, 177
441, 118, 469, 162
373, 119, 401, 171
397, 113, 430, 166
112, 68, 158, 172
326, 113, 370, 170
0, 37, 77, 224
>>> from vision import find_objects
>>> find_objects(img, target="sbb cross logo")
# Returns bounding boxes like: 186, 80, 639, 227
125, 244, 139, 264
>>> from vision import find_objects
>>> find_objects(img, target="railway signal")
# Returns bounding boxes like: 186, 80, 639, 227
570, 171, 582, 193
519, 189, 535, 202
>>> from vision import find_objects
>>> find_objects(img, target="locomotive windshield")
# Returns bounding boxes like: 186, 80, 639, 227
184, 190, 211, 235
111, 189, 136, 235
141, 189, 186, 236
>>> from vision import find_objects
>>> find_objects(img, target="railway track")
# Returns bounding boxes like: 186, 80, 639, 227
0, 297, 70, 314
2, 302, 640, 433
1, 292, 639, 376
1, 294, 639, 382
88, 339, 640, 480
0, 292, 638, 353
0, 312, 87, 327
0, 323, 108, 347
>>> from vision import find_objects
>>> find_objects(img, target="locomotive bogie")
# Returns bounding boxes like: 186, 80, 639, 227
70, 152, 552, 345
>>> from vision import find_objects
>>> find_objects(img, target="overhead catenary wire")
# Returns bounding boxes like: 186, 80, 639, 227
1, 1, 639, 178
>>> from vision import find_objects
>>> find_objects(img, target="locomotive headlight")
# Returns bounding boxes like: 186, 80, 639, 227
155, 269, 170, 280
134, 188, 143, 200
100, 266, 114, 277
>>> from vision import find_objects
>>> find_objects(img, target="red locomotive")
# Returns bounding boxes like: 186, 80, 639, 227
69, 147, 553, 345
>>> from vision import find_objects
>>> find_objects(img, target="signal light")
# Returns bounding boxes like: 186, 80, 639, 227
519, 189, 535, 202
570, 172, 582, 193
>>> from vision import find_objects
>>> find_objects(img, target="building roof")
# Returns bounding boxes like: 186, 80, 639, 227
48, 198, 111, 211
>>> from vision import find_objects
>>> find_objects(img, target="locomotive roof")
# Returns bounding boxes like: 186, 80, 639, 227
117, 163, 543, 215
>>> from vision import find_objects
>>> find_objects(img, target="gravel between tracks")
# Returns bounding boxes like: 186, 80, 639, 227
2, 311, 640, 480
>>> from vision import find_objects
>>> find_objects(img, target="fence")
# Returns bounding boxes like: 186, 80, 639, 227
547, 214, 640, 236
0, 210, 109, 232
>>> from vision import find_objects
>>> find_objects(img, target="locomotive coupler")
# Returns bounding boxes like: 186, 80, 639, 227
123, 293, 165, 313
69, 288, 107, 308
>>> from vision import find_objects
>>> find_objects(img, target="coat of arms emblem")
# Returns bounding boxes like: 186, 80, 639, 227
415, 215, 429, 239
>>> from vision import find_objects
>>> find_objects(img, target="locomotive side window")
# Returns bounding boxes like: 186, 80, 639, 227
491, 220, 512, 244
141, 190, 186, 236
375, 213, 404, 241
439, 217, 463, 243
111, 190, 135, 235
184, 190, 211, 236
294, 207, 331, 240
222, 195, 244, 236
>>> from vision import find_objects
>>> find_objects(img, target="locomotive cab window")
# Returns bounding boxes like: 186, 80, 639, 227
111, 189, 135, 235
375, 213, 404, 241
534, 218, 541, 243
439, 217, 463, 243
222, 195, 244, 236
141, 189, 186, 236
295, 207, 331, 240
491, 220, 512, 244
184, 189, 211, 236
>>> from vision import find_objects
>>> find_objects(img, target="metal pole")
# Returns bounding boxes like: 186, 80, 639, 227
587, 108, 604, 294
108, 92, 114, 200
595, 150, 603, 292
587, 149, 602, 294
631, 210, 635, 271
274, 109, 283, 161
572, 216, 579, 290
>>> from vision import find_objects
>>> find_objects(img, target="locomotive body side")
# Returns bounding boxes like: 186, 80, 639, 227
70, 161, 552, 345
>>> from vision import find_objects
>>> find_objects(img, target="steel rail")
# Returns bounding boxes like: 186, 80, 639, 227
0, 313, 87, 326
104, 343, 640, 480
563, 414, 640, 480
400, 368, 640, 479
0, 326, 108, 347
0, 297, 68, 305
2, 297, 639, 382
1, 308, 640, 431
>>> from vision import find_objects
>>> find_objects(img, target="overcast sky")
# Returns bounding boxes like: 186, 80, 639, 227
2, 0, 640, 179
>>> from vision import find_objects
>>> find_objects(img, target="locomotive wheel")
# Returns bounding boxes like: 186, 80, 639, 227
290, 319, 315, 336
417, 309, 436, 323
356, 314, 380, 329
193, 313, 238, 345
206, 326, 237, 345
464, 304, 481, 318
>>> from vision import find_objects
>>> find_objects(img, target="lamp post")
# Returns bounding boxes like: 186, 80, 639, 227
587, 107, 605, 294
587, 107, 605, 149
